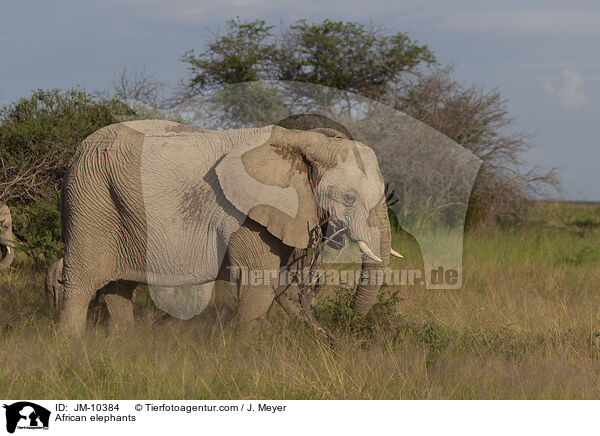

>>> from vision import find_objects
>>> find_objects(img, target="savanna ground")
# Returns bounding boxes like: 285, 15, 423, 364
1, 201, 599, 399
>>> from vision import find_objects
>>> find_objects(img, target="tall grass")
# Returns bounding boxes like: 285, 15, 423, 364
1, 202, 600, 399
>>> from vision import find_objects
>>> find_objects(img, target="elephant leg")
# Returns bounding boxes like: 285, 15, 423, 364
227, 221, 289, 336
60, 247, 117, 334
100, 281, 136, 332
61, 280, 109, 334
237, 280, 277, 337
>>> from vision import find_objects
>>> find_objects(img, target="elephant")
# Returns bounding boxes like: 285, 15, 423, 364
59, 120, 399, 335
0, 203, 15, 271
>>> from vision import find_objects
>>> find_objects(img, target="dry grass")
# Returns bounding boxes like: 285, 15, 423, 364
1, 201, 600, 399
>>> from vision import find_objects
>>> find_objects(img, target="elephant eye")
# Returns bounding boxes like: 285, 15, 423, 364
342, 192, 357, 207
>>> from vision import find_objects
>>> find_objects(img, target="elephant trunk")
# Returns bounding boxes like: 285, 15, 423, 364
0, 205, 14, 272
352, 200, 391, 316
46, 258, 64, 310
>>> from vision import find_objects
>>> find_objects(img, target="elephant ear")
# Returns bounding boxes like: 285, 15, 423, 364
215, 126, 319, 248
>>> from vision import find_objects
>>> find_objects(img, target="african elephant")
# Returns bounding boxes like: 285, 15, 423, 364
60, 120, 396, 334
0, 203, 15, 271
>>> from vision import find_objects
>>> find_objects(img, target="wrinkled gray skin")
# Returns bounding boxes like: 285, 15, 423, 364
46, 257, 137, 330
60, 120, 391, 334
0, 203, 15, 271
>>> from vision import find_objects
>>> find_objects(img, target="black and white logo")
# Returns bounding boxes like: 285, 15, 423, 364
3, 402, 50, 434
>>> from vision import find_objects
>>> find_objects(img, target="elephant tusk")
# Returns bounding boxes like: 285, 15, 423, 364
390, 248, 404, 258
357, 241, 382, 263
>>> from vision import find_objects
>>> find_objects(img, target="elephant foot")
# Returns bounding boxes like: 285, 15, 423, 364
60, 302, 88, 335
106, 305, 135, 333
235, 317, 267, 341
101, 283, 136, 333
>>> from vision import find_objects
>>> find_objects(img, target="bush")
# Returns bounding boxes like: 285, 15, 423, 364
316, 286, 406, 343
12, 199, 62, 265
0, 88, 133, 204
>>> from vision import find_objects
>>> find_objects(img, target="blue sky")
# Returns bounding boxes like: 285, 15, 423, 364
1, 1, 597, 199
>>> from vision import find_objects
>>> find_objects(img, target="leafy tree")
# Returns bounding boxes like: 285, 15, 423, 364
181, 18, 278, 96
275, 19, 435, 99
180, 19, 558, 224
180, 18, 434, 100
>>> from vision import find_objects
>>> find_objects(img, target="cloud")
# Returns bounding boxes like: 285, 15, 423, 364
105, 0, 294, 24
85, 2, 600, 39
541, 83, 555, 94
543, 70, 587, 109
439, 9, 600, 37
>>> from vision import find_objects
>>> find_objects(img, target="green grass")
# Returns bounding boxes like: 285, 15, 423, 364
2, 201, 600, 399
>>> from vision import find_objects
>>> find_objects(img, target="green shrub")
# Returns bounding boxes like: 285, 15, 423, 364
0, 88, 133, 204
316, 286, 406, 342
12, 199, 62, 265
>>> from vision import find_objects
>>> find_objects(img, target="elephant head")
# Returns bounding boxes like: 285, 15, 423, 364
216, 126, 392, 315
0, 203, 15, 272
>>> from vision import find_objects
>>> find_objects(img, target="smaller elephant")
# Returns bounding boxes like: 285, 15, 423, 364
45, 257, 136, 330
